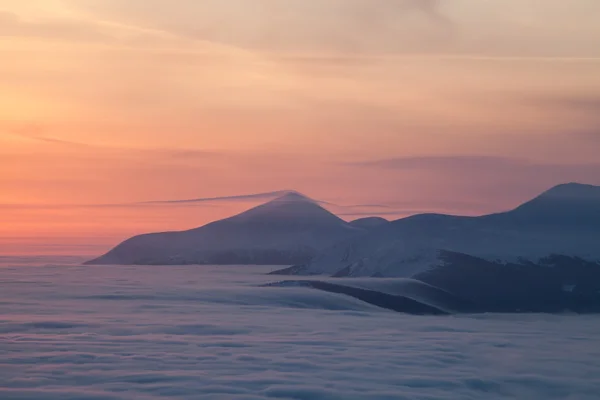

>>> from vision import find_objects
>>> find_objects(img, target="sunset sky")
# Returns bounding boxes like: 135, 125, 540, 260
2, 0, 600, 255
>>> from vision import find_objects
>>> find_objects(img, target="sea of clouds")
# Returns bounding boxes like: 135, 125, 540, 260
1, 263, 599, 399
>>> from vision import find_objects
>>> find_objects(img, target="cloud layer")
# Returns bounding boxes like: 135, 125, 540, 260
1, 264, 600, 399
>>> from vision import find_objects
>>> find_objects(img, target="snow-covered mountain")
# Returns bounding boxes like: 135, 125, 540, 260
270, 251, 600, 314
273, 183, 600, 278
86, 192, 363, 265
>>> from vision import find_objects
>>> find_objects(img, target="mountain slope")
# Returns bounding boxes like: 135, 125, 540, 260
270, 251, 600, 314
274, 183, 600, 278
413, 251, 600, 313
483, 182, 600, 230
86, 192, 364, 265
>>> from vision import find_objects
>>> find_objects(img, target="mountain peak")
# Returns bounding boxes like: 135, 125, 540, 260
541, 183, 600, 199
506, 182, 600, 227
228, 190, 349, 229
86, 191, 361, 265
271, 191, 316, 204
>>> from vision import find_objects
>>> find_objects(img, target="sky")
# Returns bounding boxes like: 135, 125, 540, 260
1, 0, 600, 255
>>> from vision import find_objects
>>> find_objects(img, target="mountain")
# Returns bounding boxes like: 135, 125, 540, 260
412, 251, 600, 313
349, 217, 390, 230
86, 191, 364, 265
269, 252, 600, 314
268, 183, 600, 313
484, 182, 600, 230
272, 183, 600, 278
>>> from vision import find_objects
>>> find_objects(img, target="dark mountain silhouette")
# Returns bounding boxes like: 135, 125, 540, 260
268, 183, 600, 314
86, 191, 363, 265
88, 183, 600, 313
269, 252, 600, 314
413, 251, 600, 313
349, 217, 390, 230
483, 182, 600, 230
273, 183, 600, 278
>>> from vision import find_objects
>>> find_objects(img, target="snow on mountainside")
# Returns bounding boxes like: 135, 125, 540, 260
273, 183, 600, 278
86, 191, 364, 265
270, 251, 600, 314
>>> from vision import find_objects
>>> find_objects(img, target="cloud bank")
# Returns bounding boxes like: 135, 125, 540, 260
1, 265, 600, 399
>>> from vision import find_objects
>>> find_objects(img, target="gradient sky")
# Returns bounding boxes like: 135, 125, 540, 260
2, 0, 600, 255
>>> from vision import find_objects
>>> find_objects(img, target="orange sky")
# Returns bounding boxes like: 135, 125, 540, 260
2, 0, 600, 255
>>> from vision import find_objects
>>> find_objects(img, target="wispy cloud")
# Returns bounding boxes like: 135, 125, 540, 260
337, 210, 411, 217
342, 204, 394, 210
350, 155, 600, 173
0, 202, 222, 210
71, 0, 454, 55
526, 93, 600, 116
0, 190, 334, 212
141, 190, 294, 205
350, 155, 522, 170
3, 128, 223, 158
3, 128, 108, 148
346, 155, 600, 208
0, 10, 109, 42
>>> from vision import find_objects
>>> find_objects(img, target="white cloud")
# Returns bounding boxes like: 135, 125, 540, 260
1, 265, 600, 399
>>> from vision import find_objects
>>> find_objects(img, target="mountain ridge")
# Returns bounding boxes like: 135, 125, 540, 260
85, 191, 363, 265
272, 182, 600, 278
87, 183, 600, 268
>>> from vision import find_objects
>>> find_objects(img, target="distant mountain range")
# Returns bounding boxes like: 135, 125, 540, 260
268, 183, 600, 314
273, 183, 600, 277
87, 183, 600, 268
87, 183, 600, 313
